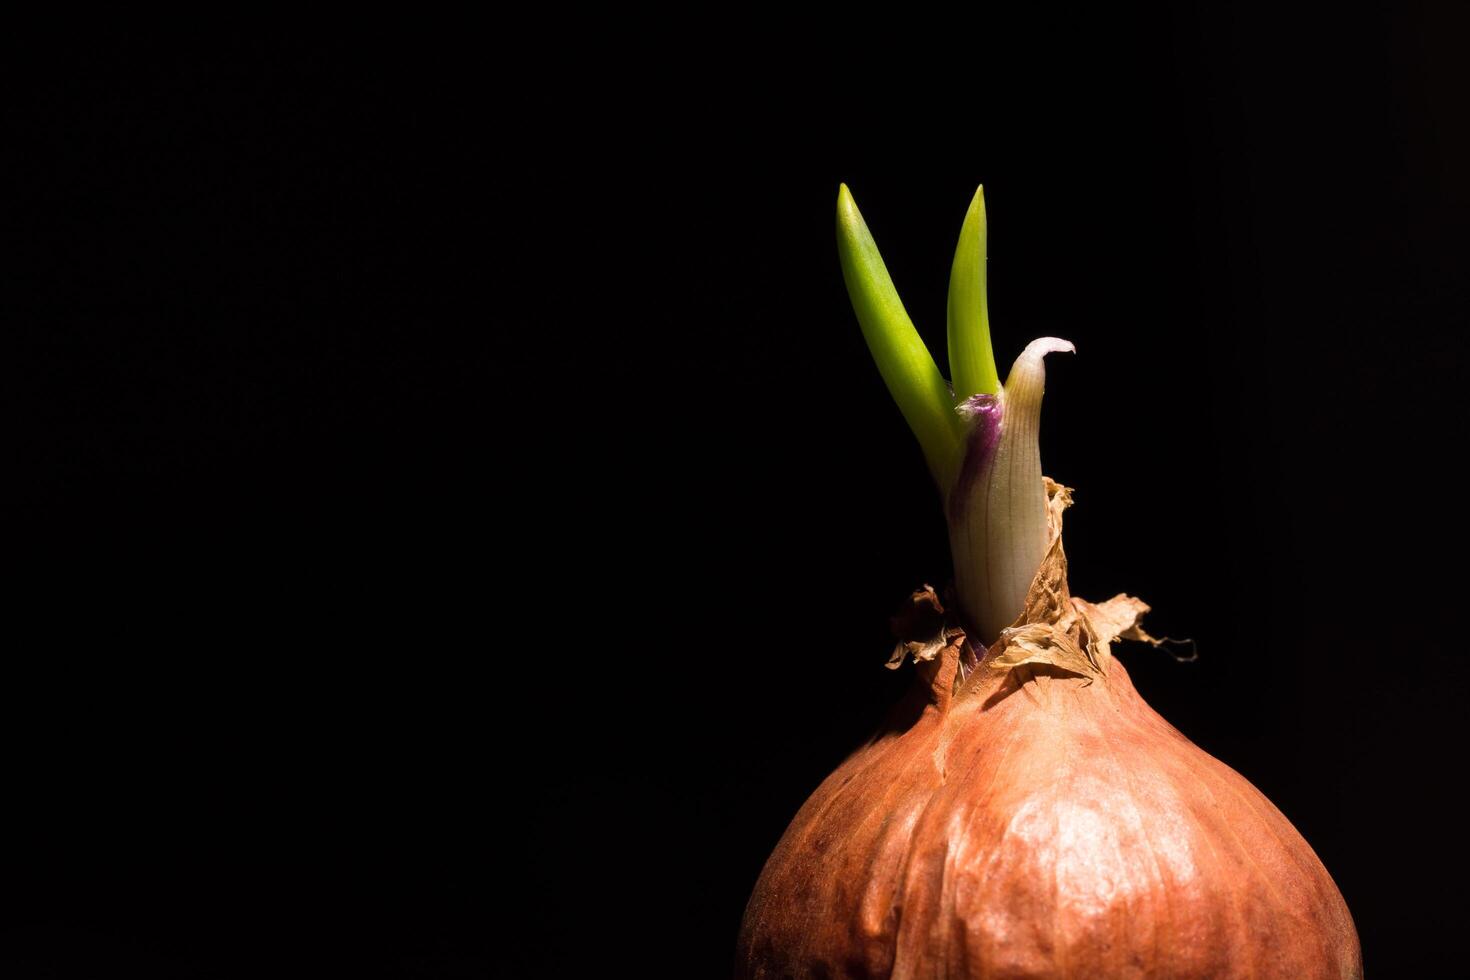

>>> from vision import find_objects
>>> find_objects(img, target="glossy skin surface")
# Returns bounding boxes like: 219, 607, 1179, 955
736, 645, 1361, 979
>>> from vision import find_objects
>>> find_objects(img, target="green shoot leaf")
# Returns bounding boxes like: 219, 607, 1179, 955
836, 184, 962, 486
947, 185, 1000, 401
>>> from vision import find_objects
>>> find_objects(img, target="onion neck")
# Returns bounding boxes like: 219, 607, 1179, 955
945, 338, 1073, 645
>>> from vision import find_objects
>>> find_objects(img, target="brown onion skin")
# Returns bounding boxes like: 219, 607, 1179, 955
736, 644, 1361, 979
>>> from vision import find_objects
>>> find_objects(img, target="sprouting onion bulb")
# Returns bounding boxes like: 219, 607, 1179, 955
735, 185, 1361, 979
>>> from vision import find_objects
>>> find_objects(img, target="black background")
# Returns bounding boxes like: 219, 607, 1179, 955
12, 8, 1468, 978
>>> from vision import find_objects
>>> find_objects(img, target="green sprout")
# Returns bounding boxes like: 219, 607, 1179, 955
836, 183, 1072, 643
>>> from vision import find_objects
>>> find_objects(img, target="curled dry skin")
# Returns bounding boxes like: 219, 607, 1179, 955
736, 482, 1361, 980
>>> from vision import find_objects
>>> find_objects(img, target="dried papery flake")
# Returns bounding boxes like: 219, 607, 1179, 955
974, 478, 1158, 683
886, 586, 982, 694
890, 482, 1166, 683
885, 585, 949, 669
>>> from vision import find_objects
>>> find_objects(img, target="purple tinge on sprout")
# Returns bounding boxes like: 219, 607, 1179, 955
947, 393, 1002, 523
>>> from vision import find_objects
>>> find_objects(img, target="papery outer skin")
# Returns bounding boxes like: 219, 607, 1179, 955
734, 649, 1361, 979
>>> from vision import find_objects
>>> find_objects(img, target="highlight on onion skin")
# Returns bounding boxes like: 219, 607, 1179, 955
735, 186, 1361, 979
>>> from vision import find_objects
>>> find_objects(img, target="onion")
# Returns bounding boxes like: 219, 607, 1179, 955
735, 186, 1361, 978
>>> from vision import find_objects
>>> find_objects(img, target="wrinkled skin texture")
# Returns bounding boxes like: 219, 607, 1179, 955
736, 643, 1361, 979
